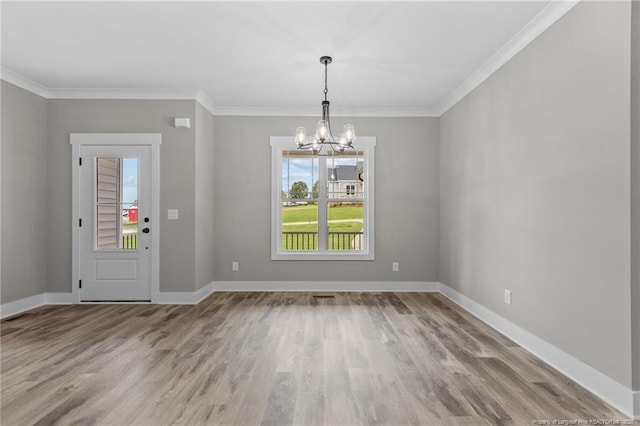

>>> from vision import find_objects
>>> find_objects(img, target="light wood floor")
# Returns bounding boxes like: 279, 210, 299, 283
1, 292, 633, 425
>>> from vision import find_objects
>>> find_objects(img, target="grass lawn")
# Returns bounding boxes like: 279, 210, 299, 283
282, 222, 361, 233
282, 205, 317, 223
328, 205, 363, 221
123, 222, 137, 231
282, 204, 363, 224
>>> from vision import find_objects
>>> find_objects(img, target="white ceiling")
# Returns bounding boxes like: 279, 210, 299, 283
2, 1, 574, 116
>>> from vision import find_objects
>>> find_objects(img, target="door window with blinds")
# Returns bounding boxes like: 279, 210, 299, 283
95, 157, 138, 250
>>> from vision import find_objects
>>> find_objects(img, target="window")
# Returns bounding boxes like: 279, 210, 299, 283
271, 136, 375, 260
96, 157, 138, 250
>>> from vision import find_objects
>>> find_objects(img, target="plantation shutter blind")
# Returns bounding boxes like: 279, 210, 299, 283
96, 158, 120, 249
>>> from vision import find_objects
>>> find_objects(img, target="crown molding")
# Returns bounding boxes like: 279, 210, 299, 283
195, 90, 219, 116
2, 0, 580, 119
0, 72, 437, 117
336, 107, 440, 118
46, 87, 199, 100
435, 0, 580, 116
212, 105, 440, 117
1, 67, 49, 98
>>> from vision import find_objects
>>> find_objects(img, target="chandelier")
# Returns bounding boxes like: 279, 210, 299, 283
294, 56, 356, 154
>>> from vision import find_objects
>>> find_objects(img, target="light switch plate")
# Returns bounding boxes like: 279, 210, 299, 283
167, 209, 179, 220
175, 118, 191, 128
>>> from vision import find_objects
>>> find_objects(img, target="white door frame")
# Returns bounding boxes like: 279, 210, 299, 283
71, 133, 161, 303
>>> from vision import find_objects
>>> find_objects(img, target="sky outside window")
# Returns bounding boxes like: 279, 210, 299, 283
122, 158, 137, 206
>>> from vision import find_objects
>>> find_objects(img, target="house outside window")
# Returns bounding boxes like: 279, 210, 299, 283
271, 136, 375, 260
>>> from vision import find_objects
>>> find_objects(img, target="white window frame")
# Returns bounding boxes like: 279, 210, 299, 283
270, 136, 376, 261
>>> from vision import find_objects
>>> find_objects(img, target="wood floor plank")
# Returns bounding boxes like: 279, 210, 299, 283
1, 292, 635, 425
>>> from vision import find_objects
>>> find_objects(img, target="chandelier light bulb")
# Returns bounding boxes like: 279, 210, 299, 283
344, 124, 355, 144
316, 120, 328, 142
295, 127, 307, 146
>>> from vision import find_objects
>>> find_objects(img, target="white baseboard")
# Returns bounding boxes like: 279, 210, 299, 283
1, 284, 218, 315
438, 283, 635, 419
0, 293, 47, 319
213, 281, 440, 292
47, 293, 75, 304
634, 391, 640, 420
156, 281, 215, 304
0, 292, 82, 318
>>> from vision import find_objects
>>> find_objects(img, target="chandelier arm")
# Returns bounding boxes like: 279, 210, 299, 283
326, 102, 336, 143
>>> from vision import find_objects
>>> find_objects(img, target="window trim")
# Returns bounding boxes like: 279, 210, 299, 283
270, 136, 376, 261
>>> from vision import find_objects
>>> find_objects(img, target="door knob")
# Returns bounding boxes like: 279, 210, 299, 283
142, 228, 150, 234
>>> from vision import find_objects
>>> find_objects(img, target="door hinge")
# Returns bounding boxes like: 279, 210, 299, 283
79, 280, 82, 289
79, 157, 82, 166
79, 218, 82, 227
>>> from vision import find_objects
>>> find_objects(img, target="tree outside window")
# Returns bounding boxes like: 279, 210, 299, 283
289, 181, 309, 199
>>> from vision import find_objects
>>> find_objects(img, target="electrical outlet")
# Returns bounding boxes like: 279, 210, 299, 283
232, 261, 239, 272
504, 289, 512, 305
392, 262, 399, 272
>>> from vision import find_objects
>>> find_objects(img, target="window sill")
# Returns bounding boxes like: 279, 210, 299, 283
272, 252, 375, 261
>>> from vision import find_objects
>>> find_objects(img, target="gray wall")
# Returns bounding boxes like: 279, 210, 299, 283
1, 81, 48, 304
47, 99, 197, 293
195, 103, 215, 290
213, 116, 439, 283
1, 0, 636, 398
631, 0, 640, 392
440, 1, 632, 387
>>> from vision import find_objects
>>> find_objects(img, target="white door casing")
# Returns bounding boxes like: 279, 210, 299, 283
71, 134, 161, 302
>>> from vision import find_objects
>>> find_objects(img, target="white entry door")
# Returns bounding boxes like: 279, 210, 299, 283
78, 144, 153, 301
